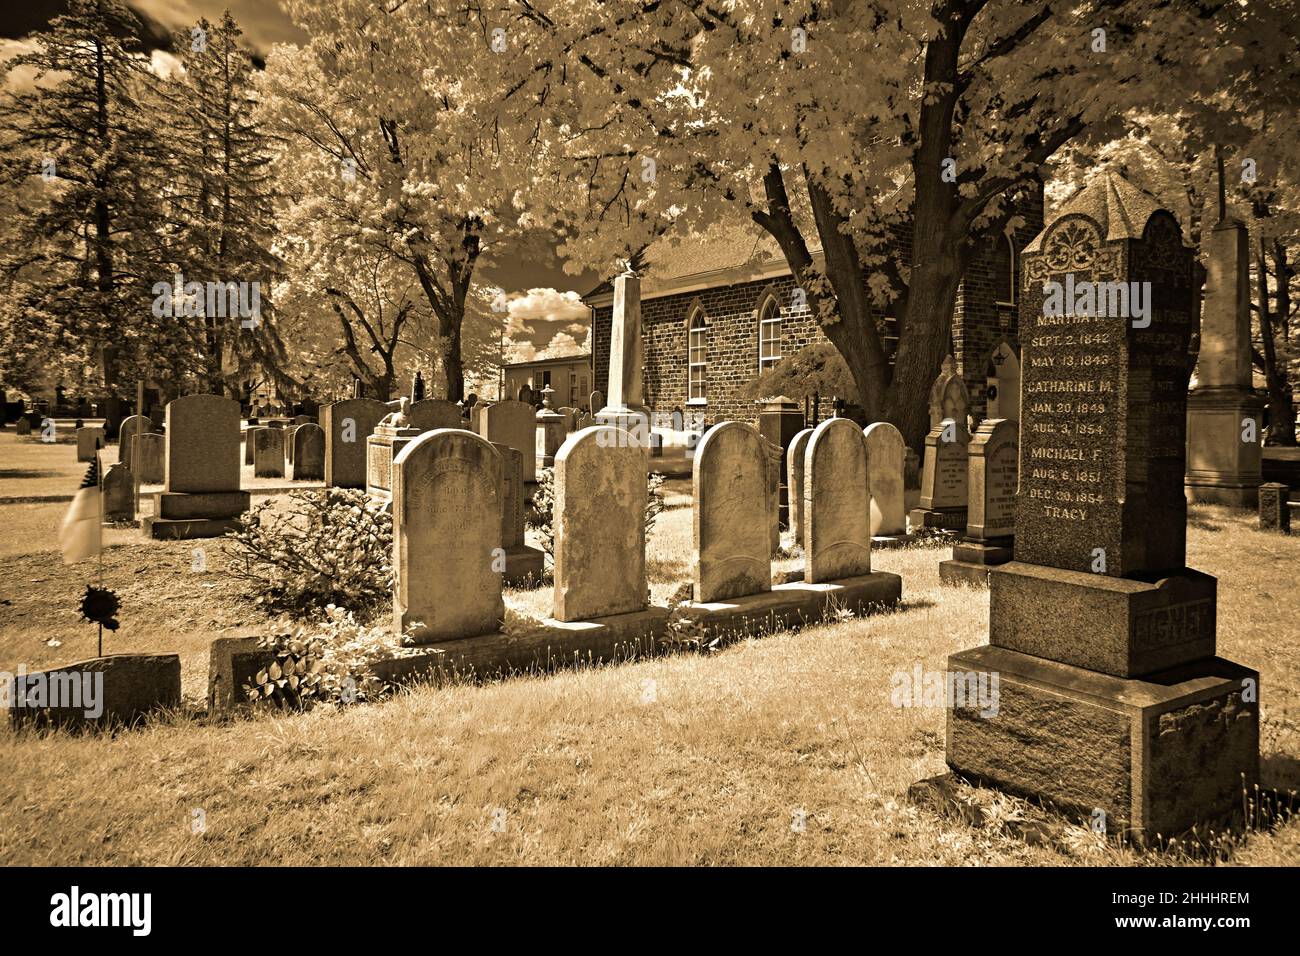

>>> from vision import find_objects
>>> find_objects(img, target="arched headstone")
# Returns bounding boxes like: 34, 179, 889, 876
804, 417, 872, 582
553, 426, 649, 621
392, 429, 503, 642
290, 423, 325, 481
693, 421, 772, 603
864, 422, 907, 538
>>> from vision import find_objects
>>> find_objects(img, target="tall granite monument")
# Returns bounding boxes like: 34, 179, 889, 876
946, 173, 1259, 844
595, 264, 651, 441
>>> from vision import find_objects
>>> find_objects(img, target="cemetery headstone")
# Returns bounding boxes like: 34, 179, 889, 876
761, 435, 782, 554
408, 398, 463, 432
243, 425, 264, 466
946, 174, 1258, 843
76, 426, 104, 463
142, 394, 248, 539
366, 399, 422, 509
804, 417, 873, 583
132, 432, 164, 484
553, 425, 649, 621
1258, 482, 1290, 534
939, 418, 1018, 586
786, 427, 813, 544
478, 400, 537, 483
491, 442, 544, 584
254, 427, 286, 479
693, 422, 772, 603
864, 422, 908, 543
290, 423, 325, 481
117, 415, 153, 471
322, 398, 388, 488
392, 430, 503, 642
757, 395, 806, 532
909, 417, 971, 531
103, 462, 134, 521
15, 418, 31, 436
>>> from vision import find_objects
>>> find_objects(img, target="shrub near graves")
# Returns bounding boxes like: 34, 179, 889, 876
224, 489, 393, 618
525, 467, 666, 559
243, 605, 402, 709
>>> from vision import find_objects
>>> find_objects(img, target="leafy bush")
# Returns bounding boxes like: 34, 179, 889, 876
224, 488, 392, 618
243, 605, 403, 709
526, 468, 666, 558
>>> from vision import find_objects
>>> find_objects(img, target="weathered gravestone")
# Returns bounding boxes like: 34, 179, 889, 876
7, 654, 181, 731
142, 394, 248, 539
864, 422, 908, 545
254, 427, 286, 479
552, 426, 649, 621
117, 415, 153, 471
15, 418, 31, 436
408, 398, 463, 433
322, 398, 388, 488
490, 442, 544, 585
939, 419, 1018, 586
76, 426, 104, 462
757, 395, 806, 530
946, 175, 1259, 844
1258, 482, 1290, 534
761, 436, 783, 554
290, 423, 325, 481
132, 432, 164, 484
909, 356, 971, 531
367, 399, 422, 509
804, 417, 873, 583
284, 424, 299, 466
243, 425, 264, 466
909, 418, 970, 531
786, 427, 814, 544
102, 462, 134, 521
292, 414, 313, 427
692, 421, 772, 603
477, 400, 537, 483
392, 430, 503, 642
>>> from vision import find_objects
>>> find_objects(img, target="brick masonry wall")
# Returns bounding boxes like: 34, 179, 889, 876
593, 189, 1044, 428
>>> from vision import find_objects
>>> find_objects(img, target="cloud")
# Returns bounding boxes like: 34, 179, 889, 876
0, 38, 50, 92
500, 287, 589, 362
127, 0, 307, 51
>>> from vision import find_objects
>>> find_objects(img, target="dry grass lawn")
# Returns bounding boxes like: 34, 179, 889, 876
0, 446, 1296, 864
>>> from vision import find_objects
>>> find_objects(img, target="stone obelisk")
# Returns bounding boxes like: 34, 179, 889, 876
1185, 205, 1264, 506
595, 263, 651, 439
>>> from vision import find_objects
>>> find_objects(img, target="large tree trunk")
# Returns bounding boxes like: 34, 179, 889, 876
1259, 236, 1297, 445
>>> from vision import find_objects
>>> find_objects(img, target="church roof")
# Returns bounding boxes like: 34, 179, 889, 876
583, 220, 821, 303
1024, 169, 1165, 253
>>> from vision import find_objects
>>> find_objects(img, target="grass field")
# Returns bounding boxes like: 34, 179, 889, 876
0, 435, 1296, 865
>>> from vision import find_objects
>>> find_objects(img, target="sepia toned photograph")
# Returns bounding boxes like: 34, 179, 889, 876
0, 0, 1295, 923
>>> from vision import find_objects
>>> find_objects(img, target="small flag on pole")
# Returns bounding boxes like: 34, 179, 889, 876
59, 452, 103, 564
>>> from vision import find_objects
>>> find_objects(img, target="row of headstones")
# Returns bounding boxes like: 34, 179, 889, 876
244, 418, 325, 481
390, 415, 888, 642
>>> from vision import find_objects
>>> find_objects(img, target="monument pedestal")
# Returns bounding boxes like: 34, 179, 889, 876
673, 572, 902, 639
938, 537, 1013, 587
946, 644, 1259, 845
1185, 387, 1264, 507
142, 490, 250, 539
366, 423, 422, 510
594, 406, 651, 440
872, 532, 916, 550
988, 562, 1217, 677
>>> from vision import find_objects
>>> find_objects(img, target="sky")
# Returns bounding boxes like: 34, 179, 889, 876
0, 0, 598, 363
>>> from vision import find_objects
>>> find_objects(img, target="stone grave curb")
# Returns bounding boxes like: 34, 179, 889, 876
671, 571, 903, 639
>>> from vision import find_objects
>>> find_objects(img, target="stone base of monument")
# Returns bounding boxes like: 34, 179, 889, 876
989, 562, 1217, 677
672, 572, 902, 639
142, 490, 251, 539
908, 507, 966, 532
1185, 388, 1264, 508
938, 539, 1013, 587
366, 424, 422, 509
372, 607, 672, 687
502, 545, 546, 586
945, 644, 1259, 845
8, 654, 181, 731
872, 532, 916, 550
